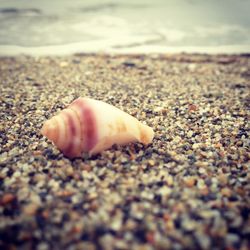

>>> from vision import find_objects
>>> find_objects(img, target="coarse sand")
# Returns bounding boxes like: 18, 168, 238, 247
0, 53, 249, 250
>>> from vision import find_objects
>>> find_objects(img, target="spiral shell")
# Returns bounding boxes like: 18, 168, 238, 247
41, 97, 154, 158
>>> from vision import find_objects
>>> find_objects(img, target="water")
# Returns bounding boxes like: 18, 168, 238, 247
0, 0, 250, 55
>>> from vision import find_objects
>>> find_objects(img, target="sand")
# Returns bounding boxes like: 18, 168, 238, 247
0, 53, 249, 250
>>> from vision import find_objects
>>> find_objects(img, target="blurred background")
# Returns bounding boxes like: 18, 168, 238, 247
0, 0, 250, 55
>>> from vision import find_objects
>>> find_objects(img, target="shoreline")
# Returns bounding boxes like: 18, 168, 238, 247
0, 43, 250, 57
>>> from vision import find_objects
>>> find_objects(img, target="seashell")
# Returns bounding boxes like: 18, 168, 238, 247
41, 97, 154, 158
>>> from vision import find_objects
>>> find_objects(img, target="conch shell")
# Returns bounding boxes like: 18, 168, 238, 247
41, 97, 154, 158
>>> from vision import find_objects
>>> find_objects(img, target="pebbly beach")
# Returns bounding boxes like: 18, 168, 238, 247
0, 53, 250, 249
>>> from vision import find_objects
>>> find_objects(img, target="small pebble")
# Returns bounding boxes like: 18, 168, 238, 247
183, 176, 196, 187
1, 193, 15, 205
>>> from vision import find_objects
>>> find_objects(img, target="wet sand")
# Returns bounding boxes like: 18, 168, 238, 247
0, 54, 250, 249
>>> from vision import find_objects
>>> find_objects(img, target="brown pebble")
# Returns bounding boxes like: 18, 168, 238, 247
79, 163, 92, 172
183, 177, 196, 187
199, 187, 209, 196
57, 190, 74, 197
163, 213, 171, 221
165, 219, 175, 231
148, 160, 155, 167
188, 104, 198, 112
214, 143, 222, 148
236, 187, 245, 196
146, 232, 155, 244
161, 108, 168, 115
1, 193, 15, 205
71, 224, 83, 234
33, 150, 42, 156
65, 166, 74, 176
89, 200, 98, 211
218, 174, 228, 186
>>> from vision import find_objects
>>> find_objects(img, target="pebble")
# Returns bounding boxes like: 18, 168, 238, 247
183, 176, 196, 187
37, 242, 49, 250
198, 168, 207, 175
158, 186, 171, 198
17, 187, 30, 201
65, 165, 74, 176
195, 232, 211, 250
218, 174, 228, 185
225, 233, 240, 246
110, 218, 122, 231
192, 143, 200, 150
114, 240, 128, 249
221, 187, 232, 197
60, 61, 68, 67
187, 131, 193, 138
99, 234, 115, 250
23, 203, 39, 215
1, 193, 15, 205
165, 175, 174, 186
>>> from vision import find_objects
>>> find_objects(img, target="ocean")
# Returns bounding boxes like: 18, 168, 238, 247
0, 0, 250, 55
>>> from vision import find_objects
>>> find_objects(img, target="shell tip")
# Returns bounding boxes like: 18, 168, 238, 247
41, 120, 57, 142
140, 125, 154, 145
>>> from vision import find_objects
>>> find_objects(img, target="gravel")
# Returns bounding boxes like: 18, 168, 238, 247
0, 53, 250, 250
